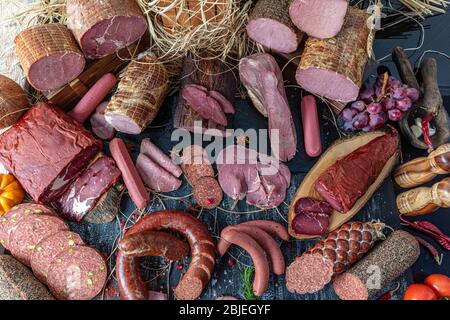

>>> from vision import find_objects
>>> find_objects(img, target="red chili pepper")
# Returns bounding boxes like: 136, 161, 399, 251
415, 236, 443, 265
400, 214, 450, 250
415, 221, 450, 242
421, 114, 434, 151
378, 282, 400, 300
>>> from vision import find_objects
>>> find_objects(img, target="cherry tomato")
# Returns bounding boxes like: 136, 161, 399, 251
404, 284, 438, 300
424, 274, 450, 298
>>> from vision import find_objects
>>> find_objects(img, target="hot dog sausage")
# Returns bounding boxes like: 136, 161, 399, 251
68, 73, 116, 123
140, 138, 183, 178
109, 138, 149, 209
239, 220, 289, 241
219, 229, 269, 296
301, 95, 322, 157
118, 230, 189, 260
116, 210, 215, 300
218, 225, 285, 275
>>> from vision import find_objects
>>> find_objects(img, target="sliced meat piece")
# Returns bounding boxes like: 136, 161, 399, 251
181, 146, 215, 187
289, 0, 348, 39
219, 225, 285, 275
14, 24, 85, 91
219, 229, 269, 296
66, 0, 147, 59
90, 101, 116, 140
30, 231, 85, 283
136, 154, 182, 193
55, 155, 121, 221
181, 85, 228, 126
47, 246, 107, 300
9, 215, 68, 266
314, 131, 399, 212
118, 230, 189, 260
209, 90, 235, 114
218, 164, 260, 200
294, 198, 333, 215
239, 220, 289, 241
192, 176, 223, 209
247, 0, 302, 53
291, 210, 331, 235
140, 139, 182, 178
0, 204, 57, 249
286, 253, 334, 294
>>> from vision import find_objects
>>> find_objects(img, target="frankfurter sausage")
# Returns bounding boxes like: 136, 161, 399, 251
109, 138, 149, 209
118, 230, 189, 260
136, 153, 182, 192
68, 73, 116, 123
220, 229, 269, 296
239, 220, 289, 241
301, 95, 322, 157
218, 225, 285, 275
116, 210, 215, 300
140, 139, 182, 178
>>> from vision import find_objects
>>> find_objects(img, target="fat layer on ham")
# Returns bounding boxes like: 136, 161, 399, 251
217, 145, 291, 209
239, 53, 297, 162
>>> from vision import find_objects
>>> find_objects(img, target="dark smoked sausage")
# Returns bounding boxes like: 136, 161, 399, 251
116, 210, 215, 300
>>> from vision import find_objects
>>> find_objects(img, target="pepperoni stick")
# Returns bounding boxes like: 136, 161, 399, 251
109, 138, 149, 209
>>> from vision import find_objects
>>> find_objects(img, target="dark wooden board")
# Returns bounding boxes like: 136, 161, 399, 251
68, 87, 411, 300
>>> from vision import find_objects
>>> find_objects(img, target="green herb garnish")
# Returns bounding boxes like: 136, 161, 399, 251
241, 266, 259, 300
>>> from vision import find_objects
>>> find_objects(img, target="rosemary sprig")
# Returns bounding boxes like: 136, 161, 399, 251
241, 266, 259, 300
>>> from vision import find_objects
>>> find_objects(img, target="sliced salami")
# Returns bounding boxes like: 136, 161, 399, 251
181, 145, 214, 186
0, 204, 57, 250
30, 231, 85, 283
47, 246, 107, 300
192, 176, 223, 209
9, 215, 68, 266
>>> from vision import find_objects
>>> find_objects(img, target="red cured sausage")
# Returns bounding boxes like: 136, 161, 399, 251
109, 138, 149, 209
116, 210, 215, 300
68, 73, 116, 123
118, 230, 189, 260
301, 95, 322, 157
239, 220, 289, 241
218, 225, 285, 275
220, 229, 270, 296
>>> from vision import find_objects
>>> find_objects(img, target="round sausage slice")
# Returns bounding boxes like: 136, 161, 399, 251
47, 246, 107, 300
31, 231, 85, 283
9, 215, 68, 266
192, 176, 223, 209
0, 204, 57, 249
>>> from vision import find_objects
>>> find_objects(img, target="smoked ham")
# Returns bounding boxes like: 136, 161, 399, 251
14, 24, 85, 91
296, 7, 372, 104
66, 0, 147, 59
105, 55, 169, 134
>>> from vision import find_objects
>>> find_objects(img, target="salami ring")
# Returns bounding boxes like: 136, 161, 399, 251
116, 210, 215, 300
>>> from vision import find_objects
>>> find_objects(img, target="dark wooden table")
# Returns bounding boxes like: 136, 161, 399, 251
68, 11, 450, 301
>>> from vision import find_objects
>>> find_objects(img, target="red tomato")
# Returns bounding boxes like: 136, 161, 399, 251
424, 274, 450, 298
404, 284, 438, 300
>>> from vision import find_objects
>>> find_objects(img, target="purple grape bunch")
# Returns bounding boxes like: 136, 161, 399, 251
339, 74, 420, 132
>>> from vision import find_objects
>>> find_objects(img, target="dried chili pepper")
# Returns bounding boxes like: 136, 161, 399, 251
378, 282, 400, 300
400, 214, 450, 250
421, 114, 434, 151
415, 236, 443, 265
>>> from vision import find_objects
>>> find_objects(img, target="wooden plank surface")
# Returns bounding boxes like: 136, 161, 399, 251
68, 87, 411, 300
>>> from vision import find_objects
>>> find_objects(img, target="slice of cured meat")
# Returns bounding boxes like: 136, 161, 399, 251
47, 245, 107, 300
90, 102, 116, 140
192, 176, 223, 209
55, 155, 121, 221
0, 103, 102, 203
291, 198, 333, 235
30, 231, 85, 283
66, 0, 148, 59
140, 139, 182, 178
0, 204, 57, 249
9, 214, 68, 266
136, 153, 182, 192
14, 23, 85, 91
314, 130, 399, 212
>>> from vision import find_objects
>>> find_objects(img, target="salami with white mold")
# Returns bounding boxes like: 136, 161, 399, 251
333, 230, 420, 300
66, 0, 148, 59
14, 24, 85, 91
